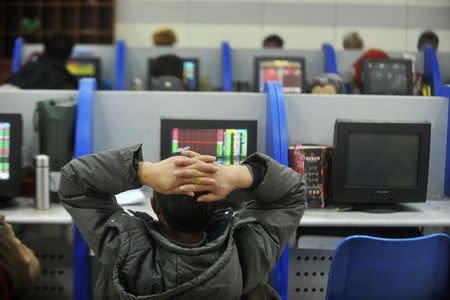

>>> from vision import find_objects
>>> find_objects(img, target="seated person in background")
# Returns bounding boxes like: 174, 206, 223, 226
0, 213, 40, 299
150, 54, 185, 91
59, 145, 306, 300
352, 48, 389, 92
153, 28, 177, 47
310, 73, 344, 94
417, 30, 439, 52
4, 32, 77, 89
263, 34, 284, 49
343, 31, 364, 50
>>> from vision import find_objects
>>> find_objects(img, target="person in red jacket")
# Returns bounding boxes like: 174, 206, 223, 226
352, 49, 389, 89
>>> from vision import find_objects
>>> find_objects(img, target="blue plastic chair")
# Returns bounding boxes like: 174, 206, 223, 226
326, 233, 450, 300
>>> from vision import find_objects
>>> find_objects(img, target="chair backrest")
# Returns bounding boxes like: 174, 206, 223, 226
325, 233, 450, 300
0, 263, 11, 300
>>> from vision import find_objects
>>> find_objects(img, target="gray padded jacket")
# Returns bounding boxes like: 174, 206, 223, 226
59, 144, 306, 300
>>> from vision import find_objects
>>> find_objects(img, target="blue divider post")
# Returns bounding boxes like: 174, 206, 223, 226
441, 85, 450, 196
11, 37, 24, 73
73, 78, 97, 300
423, 46, 441, 97
422, 46, 450, 195
322, 43, 337, 74
115, 40, 126, 90
221, 41, 233, 91
264, 81, 289, 300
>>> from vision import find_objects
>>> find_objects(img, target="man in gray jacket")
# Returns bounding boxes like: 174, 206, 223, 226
59, 144, 306, 300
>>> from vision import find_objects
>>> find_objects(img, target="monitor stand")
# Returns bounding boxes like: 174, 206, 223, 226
339, 203, 405, 214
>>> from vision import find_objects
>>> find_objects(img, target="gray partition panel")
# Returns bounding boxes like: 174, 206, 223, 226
438, 53, 450, 83
284, 94, 448, 196
127, 47, 222, 90
93, 91, 267, 162
22, 44, 116, 83
232, 49, 324, 89
0, 90, 77, 165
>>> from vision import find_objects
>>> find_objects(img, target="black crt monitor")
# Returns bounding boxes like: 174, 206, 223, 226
0, 114, 22, 199
332, 120, 430, 207
254, 57, 305, 93
147, 58, 200, 91
66, 57, 102, 84
362, 59, 413, 95
160, 119, 257, 165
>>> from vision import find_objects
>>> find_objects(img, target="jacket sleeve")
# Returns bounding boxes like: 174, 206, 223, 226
234, 153, 306, 294
58, 144, 143, 263
0, 213, 40, 299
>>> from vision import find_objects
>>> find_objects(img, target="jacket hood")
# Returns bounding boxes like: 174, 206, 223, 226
111, 209, 246, 300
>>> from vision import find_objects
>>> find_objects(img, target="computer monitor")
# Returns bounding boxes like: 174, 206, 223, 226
362, 59, 413, 95
332, 120, 430, 208
148, 58, 200, 91
160, 119, 257, 165
254, 57, 305, 93
0, 114, 22, 199
66, 57, 102, 84
182, 59, 199, 91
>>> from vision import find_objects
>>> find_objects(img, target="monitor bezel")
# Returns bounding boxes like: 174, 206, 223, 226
160, 119, 257, 161
0, 114, 22, 198
332, 120, 430, 204
254, 56, 306, 93
66, 57, 102, 84
361, 58, 414, 96
147, 57, 200, 91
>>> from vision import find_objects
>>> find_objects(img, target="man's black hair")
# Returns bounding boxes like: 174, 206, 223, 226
153, 191, 222, 233
151, 54, 184, 79
44, 32, 74, 62
417, 30, 439, 51
263, 34, 284, 48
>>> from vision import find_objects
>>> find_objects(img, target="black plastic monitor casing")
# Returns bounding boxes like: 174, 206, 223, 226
160, 119, 257, 161
254, 56, 306, 93
147, 58, 200, 91
332, 119, 430, 204
362, 58, 413, 96
0, 114, 22, 199
66, 57, 102, 85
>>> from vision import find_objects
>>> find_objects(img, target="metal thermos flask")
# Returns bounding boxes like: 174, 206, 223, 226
35, 154, 50, 210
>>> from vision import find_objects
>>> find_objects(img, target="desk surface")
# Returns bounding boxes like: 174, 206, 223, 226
2, 198, 450, 227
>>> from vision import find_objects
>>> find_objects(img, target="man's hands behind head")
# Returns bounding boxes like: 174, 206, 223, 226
175, 150, 253, 202
138, 154, 218, 197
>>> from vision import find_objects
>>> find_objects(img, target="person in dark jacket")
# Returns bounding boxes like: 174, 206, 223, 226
59, 145, 306, 300
4, 32, 77, 89
149, 54, 185, 91
0, 213, 41, 299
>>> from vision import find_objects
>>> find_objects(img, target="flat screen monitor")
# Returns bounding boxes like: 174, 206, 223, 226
255, 57, 305, 93
332, 119, 430, 205
148, 58, 200, 91
66, 57, 102, 83
362, 59, 413, 95
161, 119, 257, 165
0, 114, 22, 198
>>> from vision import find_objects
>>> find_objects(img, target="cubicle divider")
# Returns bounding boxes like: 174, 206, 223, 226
0, 89, 78, 165
73, 78, 97, 300
221, 41, 233, 92
264, 82, 289, 300
14, 37, 127, 90
322, 44, 337, 74
12, 37, 24, 73
283, 94, 448, 197
126, 47, 224, 91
